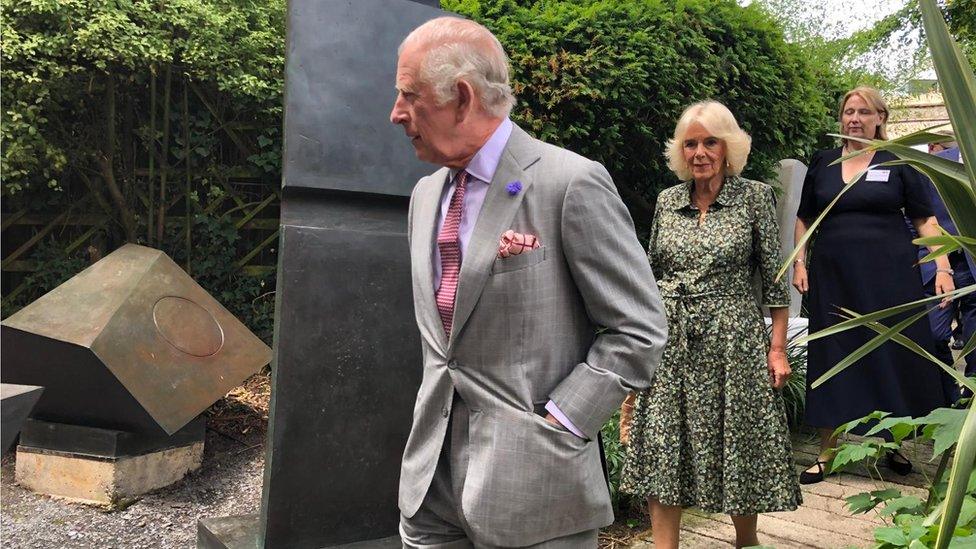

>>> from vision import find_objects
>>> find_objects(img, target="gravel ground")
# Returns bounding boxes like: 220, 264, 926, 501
1, 424, 266, 549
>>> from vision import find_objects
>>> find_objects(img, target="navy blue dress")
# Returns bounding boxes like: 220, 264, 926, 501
798, 148, 947, 429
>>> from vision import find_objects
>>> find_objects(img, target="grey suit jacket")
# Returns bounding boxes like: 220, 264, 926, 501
399, 124, 668, 545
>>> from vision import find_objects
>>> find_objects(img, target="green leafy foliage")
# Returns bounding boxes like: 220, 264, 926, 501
2, 0, 284, 200
1, 0, 283, 342
0, 240, 91, 319
785, 1, 976, 546
443, 0, 837, 232
832, 408, 976, 548
601, 409, 627, 511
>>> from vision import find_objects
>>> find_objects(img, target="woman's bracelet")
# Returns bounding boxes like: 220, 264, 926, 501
936, 268, 955, 275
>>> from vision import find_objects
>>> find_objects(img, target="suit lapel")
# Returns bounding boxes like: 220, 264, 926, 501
413, 169, 449, 353
450, 125, 541, 343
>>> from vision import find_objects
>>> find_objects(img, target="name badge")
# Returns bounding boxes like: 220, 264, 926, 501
866, 169, 890, 182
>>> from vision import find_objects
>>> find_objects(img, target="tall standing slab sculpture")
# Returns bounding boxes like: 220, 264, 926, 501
199, 1, 448, 547
774, 159, 808, 318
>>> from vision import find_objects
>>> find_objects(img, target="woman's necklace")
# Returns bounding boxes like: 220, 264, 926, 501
692, 183, 720, 227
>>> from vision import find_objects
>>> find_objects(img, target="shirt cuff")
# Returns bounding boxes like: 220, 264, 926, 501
545, 400, 586, 438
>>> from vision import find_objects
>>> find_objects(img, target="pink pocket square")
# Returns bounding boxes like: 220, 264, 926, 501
498, 230, 541, 258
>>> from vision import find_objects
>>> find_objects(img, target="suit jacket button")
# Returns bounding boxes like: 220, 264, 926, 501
447, 359, 458, 370
442, 407, 449, 418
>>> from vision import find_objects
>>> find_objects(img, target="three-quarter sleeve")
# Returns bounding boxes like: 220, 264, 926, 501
902, 164, 934, 220
795, 150, 823, 221
753, 184, 791, 308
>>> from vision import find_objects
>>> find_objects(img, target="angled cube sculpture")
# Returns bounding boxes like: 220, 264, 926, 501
1, 244, 272, 436
1, 384, 44, 452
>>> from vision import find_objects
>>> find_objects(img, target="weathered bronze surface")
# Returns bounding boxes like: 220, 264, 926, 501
1, 244, 271, 435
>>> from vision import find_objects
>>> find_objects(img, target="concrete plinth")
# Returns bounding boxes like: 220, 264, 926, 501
14, 418, 205, 506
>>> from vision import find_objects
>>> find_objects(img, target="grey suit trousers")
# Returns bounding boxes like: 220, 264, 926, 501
400, 394, 598, 549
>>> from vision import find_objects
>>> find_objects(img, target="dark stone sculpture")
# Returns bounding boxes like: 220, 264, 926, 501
198, 1, 448, 547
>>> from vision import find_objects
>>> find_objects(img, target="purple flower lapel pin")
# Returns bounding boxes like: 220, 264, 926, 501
506, 181, 523, 196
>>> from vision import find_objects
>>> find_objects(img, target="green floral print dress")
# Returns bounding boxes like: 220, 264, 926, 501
619, 176, 802, 515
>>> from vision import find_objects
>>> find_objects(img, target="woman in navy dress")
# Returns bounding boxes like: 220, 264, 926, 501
792, 86, 955, 484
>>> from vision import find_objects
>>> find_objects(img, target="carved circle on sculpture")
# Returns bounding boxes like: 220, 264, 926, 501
152, 296, 225, 357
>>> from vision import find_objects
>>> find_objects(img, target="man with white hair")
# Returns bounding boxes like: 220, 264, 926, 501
390, 16, 668, 548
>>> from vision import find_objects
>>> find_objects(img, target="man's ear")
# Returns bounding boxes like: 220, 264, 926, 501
456, 79, 476, 122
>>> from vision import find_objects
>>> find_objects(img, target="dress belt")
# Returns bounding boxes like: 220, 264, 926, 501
658, 286, 748, 360
659, 285, 747, 301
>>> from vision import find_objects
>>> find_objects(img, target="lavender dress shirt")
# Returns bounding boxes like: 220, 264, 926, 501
431, 117, 584, 438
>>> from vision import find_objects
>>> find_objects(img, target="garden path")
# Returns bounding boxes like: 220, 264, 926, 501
623, 431, 938, 548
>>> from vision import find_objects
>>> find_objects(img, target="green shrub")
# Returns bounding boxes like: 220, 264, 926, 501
444, 0, 839, 233
830, 409, 976, 548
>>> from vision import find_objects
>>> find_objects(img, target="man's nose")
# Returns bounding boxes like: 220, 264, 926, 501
390, 97, 406, 125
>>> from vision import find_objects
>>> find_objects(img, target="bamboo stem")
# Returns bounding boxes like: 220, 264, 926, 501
156, 64, 172, 244
183, 75, 192, 274
99, 74, 137, 242
147, 66, 157, 245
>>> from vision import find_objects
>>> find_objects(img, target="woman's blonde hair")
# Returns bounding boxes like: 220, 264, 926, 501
665, 100, 751, 181
839, 86, 889, 144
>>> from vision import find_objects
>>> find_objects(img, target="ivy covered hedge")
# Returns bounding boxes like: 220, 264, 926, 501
445, 0, 842, 230
1, 0, 284, 339
2, 0, 847, 335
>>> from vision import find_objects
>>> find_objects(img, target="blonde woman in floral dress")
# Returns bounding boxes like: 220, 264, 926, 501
619, 101, 801, 549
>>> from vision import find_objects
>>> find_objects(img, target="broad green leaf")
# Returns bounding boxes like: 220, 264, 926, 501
832, 441, 882, 472
883, 496, 925, 517
920, 408, 970, 458
961, 497, 976, 527
952, 534, 976, 548
936, 405, 976, 548
847, 492, 879, 514
873, 488, 907, 501
908, 523, 930, 543
876, 526, 909, 546
899, 514, 926, 528
836, 411, 891, 437
812, 307, 932, 389
865, 415, 922, 442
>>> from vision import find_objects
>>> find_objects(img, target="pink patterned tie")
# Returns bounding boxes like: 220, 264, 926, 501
436, 171, 469, 335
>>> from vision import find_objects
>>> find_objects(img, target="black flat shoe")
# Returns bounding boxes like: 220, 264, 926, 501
885, 451, 913, 476
800, 460, 829, 484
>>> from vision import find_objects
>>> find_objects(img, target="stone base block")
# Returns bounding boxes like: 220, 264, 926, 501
15, 441, 203, 506
197, 514, 401, 549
